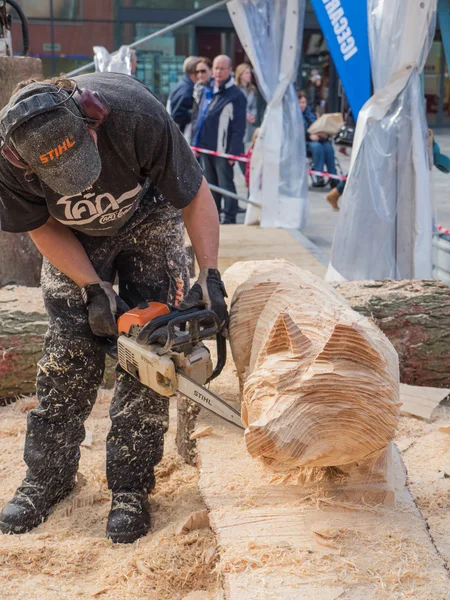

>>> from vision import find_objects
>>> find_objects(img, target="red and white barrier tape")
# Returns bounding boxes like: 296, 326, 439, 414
308, 170, 347, 182
190, 146, 249, 163
191, 147, 348, 181
437, 224, 450, 235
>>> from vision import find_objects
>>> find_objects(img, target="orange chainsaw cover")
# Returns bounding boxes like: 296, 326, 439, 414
117, 302, 170, 335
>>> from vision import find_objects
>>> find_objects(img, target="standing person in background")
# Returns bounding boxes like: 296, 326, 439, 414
194, 57, 213, 97
235, 63, 257, 146
191, 58, 213, 145
191, 55, 246, 225
167, 56, 198, 133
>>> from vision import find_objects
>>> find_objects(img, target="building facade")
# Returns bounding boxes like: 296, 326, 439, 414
10, 0, 450, 127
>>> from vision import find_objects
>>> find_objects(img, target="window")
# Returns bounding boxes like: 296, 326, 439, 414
16, 0, 82, 20
120, 22, 193, 102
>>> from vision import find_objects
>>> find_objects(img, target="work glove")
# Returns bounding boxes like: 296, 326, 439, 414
81, 281, 130, 337
178, 268, 229, 334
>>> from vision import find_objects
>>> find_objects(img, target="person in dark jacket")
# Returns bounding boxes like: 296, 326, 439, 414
167, 56, 198, 133
191, 55, 246, 224
298, 91, 336, 187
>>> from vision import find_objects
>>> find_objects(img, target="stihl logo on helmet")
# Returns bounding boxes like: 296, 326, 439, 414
39, 136, 76, 164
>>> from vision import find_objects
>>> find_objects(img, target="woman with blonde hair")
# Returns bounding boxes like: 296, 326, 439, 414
235, 63, 257, 145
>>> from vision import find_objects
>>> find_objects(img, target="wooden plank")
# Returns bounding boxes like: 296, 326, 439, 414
217, 225, 327, 277
400, 383, 450, 421
196, 362, 450, 599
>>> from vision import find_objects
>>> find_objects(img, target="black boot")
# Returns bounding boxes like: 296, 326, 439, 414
106, 489, 151, 544
0, 477, 75, 534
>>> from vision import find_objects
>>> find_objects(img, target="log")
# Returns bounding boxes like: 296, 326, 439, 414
0, 286, 115, 401
0, 286, 48, 400
0, 56, 44, 287
223, 260, 400, 478
334, 279, 450, 388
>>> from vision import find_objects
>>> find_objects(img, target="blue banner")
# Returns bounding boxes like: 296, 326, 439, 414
310, 0, 372, 117
439, 0, 450, 71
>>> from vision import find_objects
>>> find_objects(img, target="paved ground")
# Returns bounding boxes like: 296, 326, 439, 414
234, 130, 450, 261
303, 131, 450, 259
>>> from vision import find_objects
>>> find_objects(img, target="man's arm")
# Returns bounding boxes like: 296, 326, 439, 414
182, 177, 219, 269
29, 216, 101, 287
180, 177, 228, 329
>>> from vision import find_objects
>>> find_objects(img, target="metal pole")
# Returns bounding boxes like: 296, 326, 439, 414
49, 0, 56, 75
208, 184, 261, 208
67, 0, 229, 77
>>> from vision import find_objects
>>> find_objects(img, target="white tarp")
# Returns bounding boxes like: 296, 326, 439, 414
93, 45, 133, 75
326, 0, 437, 281
227, 0, 308, 229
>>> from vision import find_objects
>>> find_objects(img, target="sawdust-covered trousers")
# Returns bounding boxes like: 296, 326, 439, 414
24, 199, 189, 493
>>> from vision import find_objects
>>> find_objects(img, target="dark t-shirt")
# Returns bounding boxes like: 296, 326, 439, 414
0, 73, 203, 236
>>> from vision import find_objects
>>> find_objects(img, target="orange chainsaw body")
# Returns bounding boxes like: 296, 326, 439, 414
117, 302, 170, 335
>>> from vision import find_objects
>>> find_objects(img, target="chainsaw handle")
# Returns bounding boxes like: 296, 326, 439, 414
136, 308, 221, 348
136, 307, 227, 380
208, 332, 226, 383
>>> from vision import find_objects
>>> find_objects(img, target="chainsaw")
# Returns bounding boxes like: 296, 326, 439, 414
105, 301, 243, 429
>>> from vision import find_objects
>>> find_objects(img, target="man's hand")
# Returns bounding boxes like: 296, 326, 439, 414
81, 281, 130, 337
310, 134, 320, 142
178, 268, 228, 332
228, 159, 235, 166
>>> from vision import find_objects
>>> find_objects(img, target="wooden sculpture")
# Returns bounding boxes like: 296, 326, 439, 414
223, 260, 400, 475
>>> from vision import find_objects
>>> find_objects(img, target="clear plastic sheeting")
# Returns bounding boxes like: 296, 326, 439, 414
327, 0, 437, 282
93, 45, 133, 75
227, 0, 308, 229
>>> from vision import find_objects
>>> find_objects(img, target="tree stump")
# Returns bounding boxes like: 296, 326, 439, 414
334, 279, 450, 388
0, 56, 44, 288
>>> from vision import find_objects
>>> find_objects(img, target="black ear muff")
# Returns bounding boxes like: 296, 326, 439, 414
74, 88, 110, 126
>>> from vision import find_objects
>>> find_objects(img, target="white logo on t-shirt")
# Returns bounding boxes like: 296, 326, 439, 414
56, 184, 142, 226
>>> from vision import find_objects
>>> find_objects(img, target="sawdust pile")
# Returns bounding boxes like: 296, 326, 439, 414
217, 527, 448, 597
0, 391, 220, 600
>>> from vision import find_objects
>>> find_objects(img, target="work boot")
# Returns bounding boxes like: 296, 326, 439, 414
0, 477, 75, 534
106, 489, 151, 544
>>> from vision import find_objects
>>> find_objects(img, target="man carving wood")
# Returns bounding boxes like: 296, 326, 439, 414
0, 73, 228, 543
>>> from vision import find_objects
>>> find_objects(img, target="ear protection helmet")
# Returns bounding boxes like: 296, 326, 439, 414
0, 84, 110, 170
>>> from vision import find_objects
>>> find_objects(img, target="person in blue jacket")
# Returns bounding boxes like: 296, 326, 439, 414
191, 55, 246, 224
167, 56, 198, 133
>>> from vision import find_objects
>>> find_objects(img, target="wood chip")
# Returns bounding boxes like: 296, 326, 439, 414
81, 429, 93, 448
400, 383, 450, 422
176, 510, 210, 535
438, 425, 450, 435
190, 426, 214, 440
91, 588, 109, 597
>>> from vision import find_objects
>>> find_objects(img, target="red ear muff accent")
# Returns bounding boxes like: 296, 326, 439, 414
75, 88, 110, 127
1, 144, 28, 169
